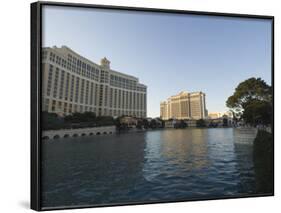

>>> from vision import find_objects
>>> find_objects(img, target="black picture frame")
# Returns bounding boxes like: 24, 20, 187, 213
31, 1, 274, 211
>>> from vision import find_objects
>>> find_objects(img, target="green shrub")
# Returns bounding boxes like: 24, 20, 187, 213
253, 130, 273, 194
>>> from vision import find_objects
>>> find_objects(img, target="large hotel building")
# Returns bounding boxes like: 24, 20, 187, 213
160, 91, 207, 120
42, 46, 147, 118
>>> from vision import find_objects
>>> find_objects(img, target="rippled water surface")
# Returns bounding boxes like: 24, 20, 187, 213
42, 128, 257, 208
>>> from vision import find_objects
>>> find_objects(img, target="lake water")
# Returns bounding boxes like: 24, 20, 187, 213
41, 128, 257, 209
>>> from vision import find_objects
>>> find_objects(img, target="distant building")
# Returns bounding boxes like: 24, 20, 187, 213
42, 46, 147, 118
208, 111, 234, 119
224, 111, 234, 118
160, 91, 207, 120
208, 112, 223, 119
119, 116, 138, 127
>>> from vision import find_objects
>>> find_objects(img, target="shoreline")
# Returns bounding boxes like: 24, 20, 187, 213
42, 126, 235, 140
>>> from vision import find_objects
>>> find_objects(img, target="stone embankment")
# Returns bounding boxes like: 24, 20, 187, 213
42, 126, 116, 140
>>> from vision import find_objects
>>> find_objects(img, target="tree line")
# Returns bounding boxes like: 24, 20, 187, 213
226, 77, 272, 127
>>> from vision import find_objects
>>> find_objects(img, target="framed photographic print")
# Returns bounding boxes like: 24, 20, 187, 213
31, 1, 274, 211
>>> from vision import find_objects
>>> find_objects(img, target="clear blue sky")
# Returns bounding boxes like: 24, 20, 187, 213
42, 6, 272, 118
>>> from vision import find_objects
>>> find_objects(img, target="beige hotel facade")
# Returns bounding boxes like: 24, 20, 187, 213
160, 91, 207, 120
42, 46, 147, 118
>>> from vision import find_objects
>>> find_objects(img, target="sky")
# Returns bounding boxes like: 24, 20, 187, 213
42, 6, 272, 118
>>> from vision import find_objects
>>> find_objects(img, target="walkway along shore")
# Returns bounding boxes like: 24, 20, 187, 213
42, 125, 271, 142
42, 126, 116, 140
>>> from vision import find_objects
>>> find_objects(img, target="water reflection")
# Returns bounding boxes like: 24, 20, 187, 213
233, 142, 255, 194
42, 128, 257, 208
42, 133, 147, 207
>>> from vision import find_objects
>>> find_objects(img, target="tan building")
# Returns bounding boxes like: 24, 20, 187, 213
208, 111, 234, 119
42, 46, 147, 118
160, 91, 207, 120
208, 112, 223, 119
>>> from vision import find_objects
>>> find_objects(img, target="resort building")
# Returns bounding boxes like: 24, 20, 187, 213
208, 112, 224, 119
42, 46, 147, 118
160, 91, 207, 120
208, 111, 234, 119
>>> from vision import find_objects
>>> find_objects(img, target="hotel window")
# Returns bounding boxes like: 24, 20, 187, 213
122, 90, 125, 109
114, 89, 117, 108
46, 65, 53, 96
125, 91, 129, 109
65, 73, 70, 100
104, 86, 108, 106
101, 70, 105, 83
96, 68, 100, 79
80, 79, 85, 103
61, 59, 66, 68
109, 88, 113, 107
86, 65, 91, 78
67, 59, 71, 70
70, 75, 74, 102
142, 93, 145, 110
129, 92, 132, 110
99, 85, 103, 106
143, 94, 146, 110
49, 52, 55, 62
53, 68, 59, 98
72, 57, 77, 72
136, 93, 139, 110
75, 77, 80, 103
77, 60, 81, 74
133, 93, 136, 110
85, 81, 89, 104
56, 56, 61, 65
140, 94, 143, 111
82, 62, 86, 76
95, 84, 98, 106
90, 82, 94, 105
59, 70, 65, 99
90, 67, 95, 80
118, 90, 121, 109
71, 65, 75, 73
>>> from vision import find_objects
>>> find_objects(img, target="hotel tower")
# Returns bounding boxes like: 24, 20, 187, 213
42, 46, 147, 118
160, 91, 207, 120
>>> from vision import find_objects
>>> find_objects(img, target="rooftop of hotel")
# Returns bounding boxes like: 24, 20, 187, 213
43, 45, 143, 82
